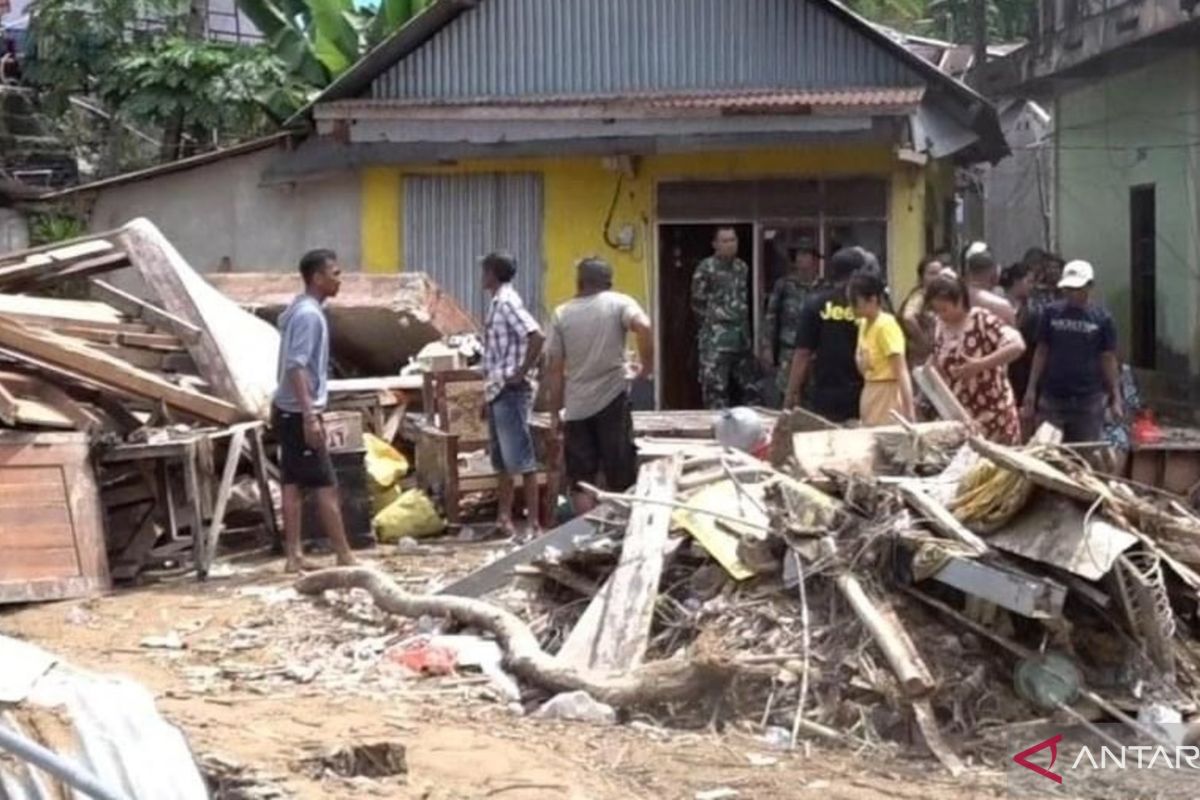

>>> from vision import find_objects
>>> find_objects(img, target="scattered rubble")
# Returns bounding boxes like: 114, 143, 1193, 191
291, 418, 1200, 776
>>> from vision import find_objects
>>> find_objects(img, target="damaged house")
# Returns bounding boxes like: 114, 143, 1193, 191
979, 0, 1200, 417
45, 0, 1006, 409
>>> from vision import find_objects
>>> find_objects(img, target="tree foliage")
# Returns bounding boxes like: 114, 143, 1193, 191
98, 37, 307, 139
236, 0, 434, 88
845, 0, 1035, 42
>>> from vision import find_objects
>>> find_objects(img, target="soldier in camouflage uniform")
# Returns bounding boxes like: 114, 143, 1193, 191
761, 240, 821, 402
691, 227, 758, 409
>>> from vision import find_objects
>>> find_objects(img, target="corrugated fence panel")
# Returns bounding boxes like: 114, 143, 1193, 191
404, 173, 544, 325
372, 0, 923, 100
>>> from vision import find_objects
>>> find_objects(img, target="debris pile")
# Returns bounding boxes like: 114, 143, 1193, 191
298, 418, 1200, 774
0, 218, 281, 600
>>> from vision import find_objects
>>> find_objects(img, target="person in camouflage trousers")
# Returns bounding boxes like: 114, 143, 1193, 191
691, 227, 759, 409
761, 240, 821, 401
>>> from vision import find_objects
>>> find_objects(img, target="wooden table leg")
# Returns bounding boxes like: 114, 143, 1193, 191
205, 426, 248, 571
250, 426, 279, 540
184, 444, 207, 580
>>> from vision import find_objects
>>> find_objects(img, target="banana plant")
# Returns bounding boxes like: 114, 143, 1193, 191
235, 0, 433, 88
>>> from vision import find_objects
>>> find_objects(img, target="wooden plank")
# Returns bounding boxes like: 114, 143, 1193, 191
0, 519, 75, 549
969, 436, 1100, 503
0, 238, 114, 270
0, 576, 106, 604
0, 294, 130, 330
10, 399, 76, 429
203, 425, 249, 572
897, 481, 989, 555
0, 316, 242, 425
558, 455, 683, 671
87, 344, 168, 372
20, 251, 132, 290
0, 250, 129, 291
51, 324, 182, 351
0, 372, 104, 432
0, 377, 17, 426
0, 482, 71, 506
0, 547, 80, 580
913, 365, 973, 424
90, 279, 203, 345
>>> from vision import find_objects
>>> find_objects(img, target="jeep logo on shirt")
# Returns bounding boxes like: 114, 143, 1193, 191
819, 301, 856, 322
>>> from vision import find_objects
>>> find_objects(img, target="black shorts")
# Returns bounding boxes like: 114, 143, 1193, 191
564, 392, 637, 492
272, 406, 336, 489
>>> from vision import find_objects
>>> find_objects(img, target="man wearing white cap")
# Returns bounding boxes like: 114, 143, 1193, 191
1021, 259, 1121, 444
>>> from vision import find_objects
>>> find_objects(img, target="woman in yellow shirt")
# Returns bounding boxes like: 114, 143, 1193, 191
849, 272, 915, 426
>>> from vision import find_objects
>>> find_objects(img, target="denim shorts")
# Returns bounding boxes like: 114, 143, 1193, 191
488, 383, 538, 474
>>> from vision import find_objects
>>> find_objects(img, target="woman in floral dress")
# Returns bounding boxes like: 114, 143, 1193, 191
924, 275, 1026, 444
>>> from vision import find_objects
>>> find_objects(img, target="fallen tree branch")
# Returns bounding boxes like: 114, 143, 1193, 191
296, 567, 735, 707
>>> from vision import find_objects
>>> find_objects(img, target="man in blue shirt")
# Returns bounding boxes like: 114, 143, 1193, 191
273, 249, 356, 573
1022, 259, 1122, 445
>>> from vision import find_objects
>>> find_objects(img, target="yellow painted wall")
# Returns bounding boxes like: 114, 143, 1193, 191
360, 145, 934, 313
361, 167, 401, 273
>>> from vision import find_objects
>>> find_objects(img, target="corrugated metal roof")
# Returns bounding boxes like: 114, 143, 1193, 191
326, 86, 926, 114
371, 0, 925, 100
0, 635, 208, 800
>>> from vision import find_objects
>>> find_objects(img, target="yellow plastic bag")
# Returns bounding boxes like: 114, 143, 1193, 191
374, 489, 445, 542
363, 433, 409, 514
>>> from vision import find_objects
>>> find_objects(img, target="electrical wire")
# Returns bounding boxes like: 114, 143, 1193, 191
602, 172, 625, 251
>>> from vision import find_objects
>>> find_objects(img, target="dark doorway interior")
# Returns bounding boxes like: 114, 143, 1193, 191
658, 223, 754, 410
1129, 184, 1156, 369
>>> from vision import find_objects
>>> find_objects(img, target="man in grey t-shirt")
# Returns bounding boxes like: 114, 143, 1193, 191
272, 249, 356, 574
547, 258, 653, 513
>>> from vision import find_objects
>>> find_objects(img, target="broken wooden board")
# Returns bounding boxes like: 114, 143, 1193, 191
0, 294, 132, 333
769, 406, 839, 467
0, 315, 241, 425
787, 421, 967, 478
898, 481, 988, 555
0, 239, 127, 291
913, 365, 973, 424
969, 436, 1099, 503
89, 279, 203, 345
559, 456, 684, 671
987, 494, 1138, 581
207, 271, 478, 377
120, 219, 280, 419
0, 372, 103, 432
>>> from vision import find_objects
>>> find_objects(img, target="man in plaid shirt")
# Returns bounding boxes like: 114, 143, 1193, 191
481, 252, 545, 537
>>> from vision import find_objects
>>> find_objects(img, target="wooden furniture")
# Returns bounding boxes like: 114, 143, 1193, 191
101, 422, 277, 580
0, 431, 110, 604
1129, 426, 1200, 499
414, 370, 552, 524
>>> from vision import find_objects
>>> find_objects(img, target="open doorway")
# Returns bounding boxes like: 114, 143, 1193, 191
1129, 184, 1156, 369
657, 223, 754, 410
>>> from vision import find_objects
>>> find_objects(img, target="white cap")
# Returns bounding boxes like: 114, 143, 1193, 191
965, 241, 989, 259
1058, 260, 1095, 289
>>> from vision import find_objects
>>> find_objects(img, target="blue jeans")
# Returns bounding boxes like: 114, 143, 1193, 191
488, 383, 537, 474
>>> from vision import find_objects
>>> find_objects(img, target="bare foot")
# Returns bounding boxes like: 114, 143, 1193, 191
284, 558, 320, 574
335, 553, 358, 567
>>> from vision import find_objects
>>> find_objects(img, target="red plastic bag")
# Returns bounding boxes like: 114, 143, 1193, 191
1132, 410, 1162, 446
384, 640, 458, 676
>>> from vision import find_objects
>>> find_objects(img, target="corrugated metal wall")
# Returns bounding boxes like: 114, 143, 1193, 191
372, 0, 923, 100
404, 173, 544, 324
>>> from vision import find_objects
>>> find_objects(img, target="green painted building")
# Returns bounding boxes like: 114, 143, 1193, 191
987, 0, 1200, 414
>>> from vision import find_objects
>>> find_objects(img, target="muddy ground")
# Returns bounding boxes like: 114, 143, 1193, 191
0, 544, 1014, 800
